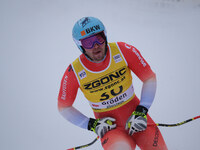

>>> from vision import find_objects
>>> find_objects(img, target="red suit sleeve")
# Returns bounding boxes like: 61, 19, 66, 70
58, 64, 79, 108
117, 42, 155, 82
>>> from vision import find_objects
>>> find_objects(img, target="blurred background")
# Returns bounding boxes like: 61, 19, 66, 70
0, 0, 200, 149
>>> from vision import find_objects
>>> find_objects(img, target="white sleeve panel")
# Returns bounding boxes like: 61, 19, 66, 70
59, 106, 89, 129
139, 77, 157, 109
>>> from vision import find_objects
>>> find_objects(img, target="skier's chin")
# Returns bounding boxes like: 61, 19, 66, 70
93, 52, 105, 62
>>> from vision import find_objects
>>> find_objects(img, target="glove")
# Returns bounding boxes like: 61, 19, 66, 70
88, 117, 116, 138
125, 105, 148, 136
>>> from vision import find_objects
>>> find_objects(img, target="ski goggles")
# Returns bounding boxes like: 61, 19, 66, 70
80, 32, 105, 49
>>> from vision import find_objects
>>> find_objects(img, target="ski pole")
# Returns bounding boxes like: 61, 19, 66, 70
149, 115, 200, 127
66, 115, 200, 150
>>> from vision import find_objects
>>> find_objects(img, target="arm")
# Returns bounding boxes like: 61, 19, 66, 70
58, 65, 117, 137
59, 106, 90, 129
118, 42, 156, 109
57, 65, 89, 129
118, 42, 156, 134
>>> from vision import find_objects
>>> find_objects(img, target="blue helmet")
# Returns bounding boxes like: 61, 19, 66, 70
72, 17, 107, 53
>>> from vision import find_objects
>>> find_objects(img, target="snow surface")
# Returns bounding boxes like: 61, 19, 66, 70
0, 0, 200, 150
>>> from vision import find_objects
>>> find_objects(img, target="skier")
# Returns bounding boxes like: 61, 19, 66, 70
58, 16, 168, 150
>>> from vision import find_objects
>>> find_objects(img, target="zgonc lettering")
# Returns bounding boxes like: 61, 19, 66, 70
84, 67, 126, 90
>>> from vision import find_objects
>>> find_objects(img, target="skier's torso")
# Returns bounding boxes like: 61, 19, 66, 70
72, 42, 135, 112
58, 42, 155, 114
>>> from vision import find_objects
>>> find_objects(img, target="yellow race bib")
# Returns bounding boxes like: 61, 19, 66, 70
72, 42, 135, 112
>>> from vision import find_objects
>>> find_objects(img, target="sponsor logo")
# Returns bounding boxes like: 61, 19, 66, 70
153, 126, 159, 147
132, 47, 147, 67
92, 104, 99, 107
125, 43, 146, 67
78, 70, 87, 79
83, 67, 126, 90
125, 43, 132, 49
61, 75, 68, 100
68, 65, 73, 72
81, 30, 86, 36
80, 25, 101, 36
80, 17, 90, 27
113, 54, 122, 63
85, 25, 100, 34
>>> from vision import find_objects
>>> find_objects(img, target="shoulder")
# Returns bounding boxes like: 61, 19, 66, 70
108, 41, 136, 55
114, 42, 140, 60
62, 64, 79, 86
116, 42, 133, 50
114, 42, 138, 55
108, 41, 132, 49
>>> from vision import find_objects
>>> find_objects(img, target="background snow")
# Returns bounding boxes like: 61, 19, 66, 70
0, 0, 200, 149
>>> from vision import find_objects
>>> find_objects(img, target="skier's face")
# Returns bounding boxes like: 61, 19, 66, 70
81, 32, 106, 63
84, 42, 106, 63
